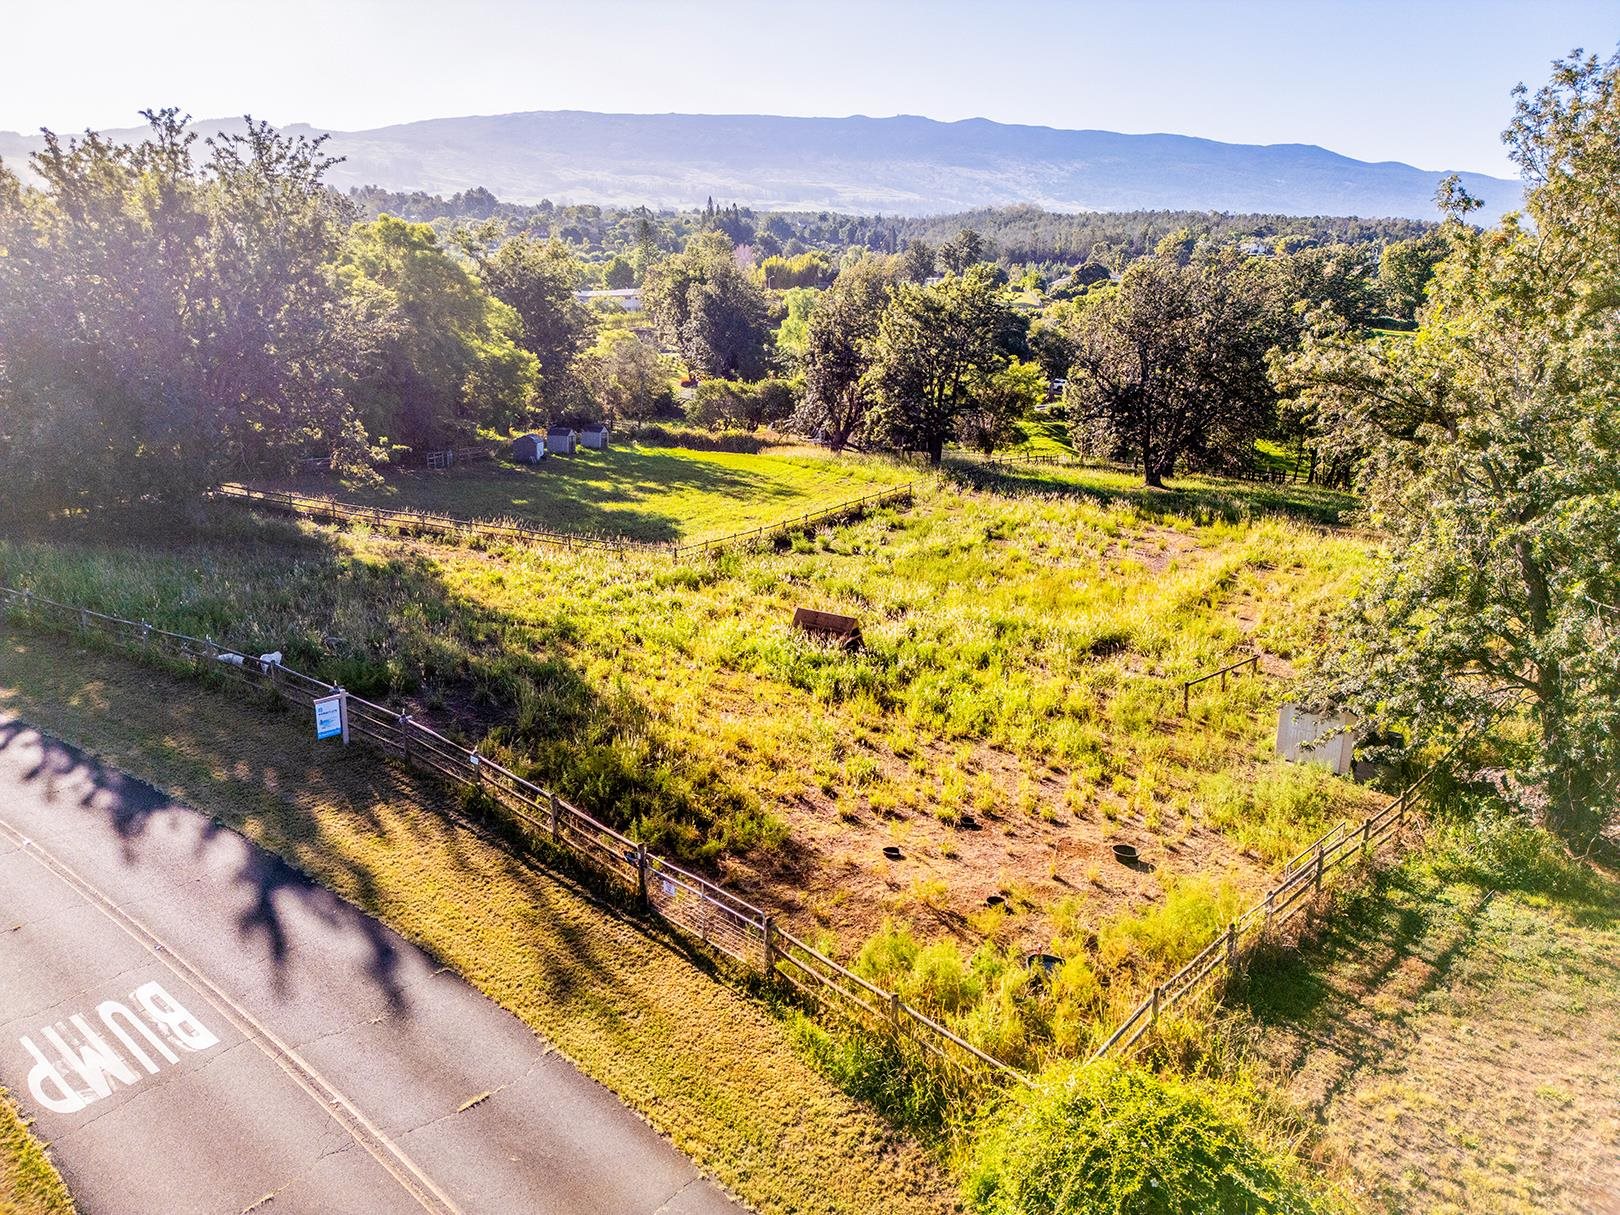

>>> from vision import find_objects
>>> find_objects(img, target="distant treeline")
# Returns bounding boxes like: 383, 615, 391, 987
346, 187, 1433, 273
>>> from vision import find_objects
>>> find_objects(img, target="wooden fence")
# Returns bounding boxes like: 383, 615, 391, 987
213, 482, 914, 561
666, 485, 914, 558
1087, 767, 1434, 1062
0, 583, 1015, 1085
213, 483, 637, 554
1181, 654, 1261, 713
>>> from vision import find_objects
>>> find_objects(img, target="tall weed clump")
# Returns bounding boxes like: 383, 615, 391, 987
964, 1061, 1337, 1215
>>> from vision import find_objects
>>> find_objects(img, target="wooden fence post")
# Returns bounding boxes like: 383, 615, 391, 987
761, 915, 775, 975
636, 842, 649, 907
1151, 984, 1161, 1024
889, 991, 902, 1029
1314, 844, 1325, 891
1225, 922, 1238, 970
548, 792, 560, 841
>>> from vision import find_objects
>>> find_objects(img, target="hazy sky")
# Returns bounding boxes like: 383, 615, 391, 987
4, 0, 1615, 175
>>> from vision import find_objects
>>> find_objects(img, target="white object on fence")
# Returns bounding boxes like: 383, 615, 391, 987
259, 651, 283, 667
1275, 702, 1358, 776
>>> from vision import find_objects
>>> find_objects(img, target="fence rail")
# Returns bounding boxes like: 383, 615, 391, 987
214, 481, 914, 562
1088, 767, 1435, 1062
0, 582, 1011, 1084
666, 485, 914, 559
1181, 654, 1261, 713
213, 483, 637, 554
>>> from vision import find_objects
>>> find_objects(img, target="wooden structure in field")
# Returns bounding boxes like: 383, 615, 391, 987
1275, 702, 1359, 776
792, 606, 861, 648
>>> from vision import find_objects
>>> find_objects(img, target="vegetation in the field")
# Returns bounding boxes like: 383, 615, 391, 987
1231, 815, 1620, 1215
965, 1061, 1339, 1215
0, 451, 1383, 1086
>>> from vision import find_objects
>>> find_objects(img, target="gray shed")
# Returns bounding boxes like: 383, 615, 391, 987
546, 426, 577, 455
580, 423, 610, 450
511, 433, 547, 464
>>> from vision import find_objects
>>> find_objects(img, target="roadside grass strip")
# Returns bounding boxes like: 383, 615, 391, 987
0, 1087, 73, 1215
0, 633, 960, 1215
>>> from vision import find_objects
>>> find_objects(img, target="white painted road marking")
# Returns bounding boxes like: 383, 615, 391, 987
0, 815, 465, 1215
20, 980, 220, 1114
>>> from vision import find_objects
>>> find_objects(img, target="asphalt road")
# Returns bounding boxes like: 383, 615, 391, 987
0, 717, 745, 1215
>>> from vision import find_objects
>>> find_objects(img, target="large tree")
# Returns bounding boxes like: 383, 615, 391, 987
1064, 248, 1290, 485
1277, 50, 1620, 843
0, 109, 369, 510
642, 230, 770, 379
457, 226, 596, 411
339, 216, 538, 450
868, 264, 1015, 464
794, 254, 896, 450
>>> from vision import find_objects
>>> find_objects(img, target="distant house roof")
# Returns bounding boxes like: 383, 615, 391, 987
547, 426, 575, 436
575, 288, 641, 300
581, 423, 608, 433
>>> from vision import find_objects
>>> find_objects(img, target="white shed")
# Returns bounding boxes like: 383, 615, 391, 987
580, 423, 610, 450
545, 426, 577, 455
1275, 702, 1359, 776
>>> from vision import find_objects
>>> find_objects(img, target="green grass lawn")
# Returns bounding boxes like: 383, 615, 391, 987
0, 1089, 72, 1215
274, 443, 914, 544
947, 458, 1361, 527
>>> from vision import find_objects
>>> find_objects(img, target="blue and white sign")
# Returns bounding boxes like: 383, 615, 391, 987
313, 693, 346, 741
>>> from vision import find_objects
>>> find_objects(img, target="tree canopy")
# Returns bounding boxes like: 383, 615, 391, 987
868, 264, 1020, 464
1279, 49, 1620, 843
0, 109, 370, 509
1064, 247, 1291, 485
339, 215, 538, 451
642, 230, 771, 380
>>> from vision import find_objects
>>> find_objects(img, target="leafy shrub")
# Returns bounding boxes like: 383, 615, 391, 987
965, 1062, 1332, 1215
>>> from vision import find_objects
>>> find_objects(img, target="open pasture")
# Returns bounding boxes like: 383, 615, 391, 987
275, 442, 914, 545
0, 464, 1383, 1064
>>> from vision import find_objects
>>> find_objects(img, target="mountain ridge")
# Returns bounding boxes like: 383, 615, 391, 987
0, 109, 1521, 220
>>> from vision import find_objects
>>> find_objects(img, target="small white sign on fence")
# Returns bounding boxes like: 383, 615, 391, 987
313, 692, 348, 744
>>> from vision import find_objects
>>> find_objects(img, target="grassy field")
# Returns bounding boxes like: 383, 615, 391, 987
265, 442, 914, 544
0, 450, 1383, 1073
1234, 824, 1620, 1215
0, 633, 960, 1215
0, 1090, 72, 1215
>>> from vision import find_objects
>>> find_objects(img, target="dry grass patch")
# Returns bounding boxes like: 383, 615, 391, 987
1238, 832, 1620, 1215
0, 1088, 72, 1215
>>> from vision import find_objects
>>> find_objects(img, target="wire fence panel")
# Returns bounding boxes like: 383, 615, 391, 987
1087, 763, 1438, 1063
